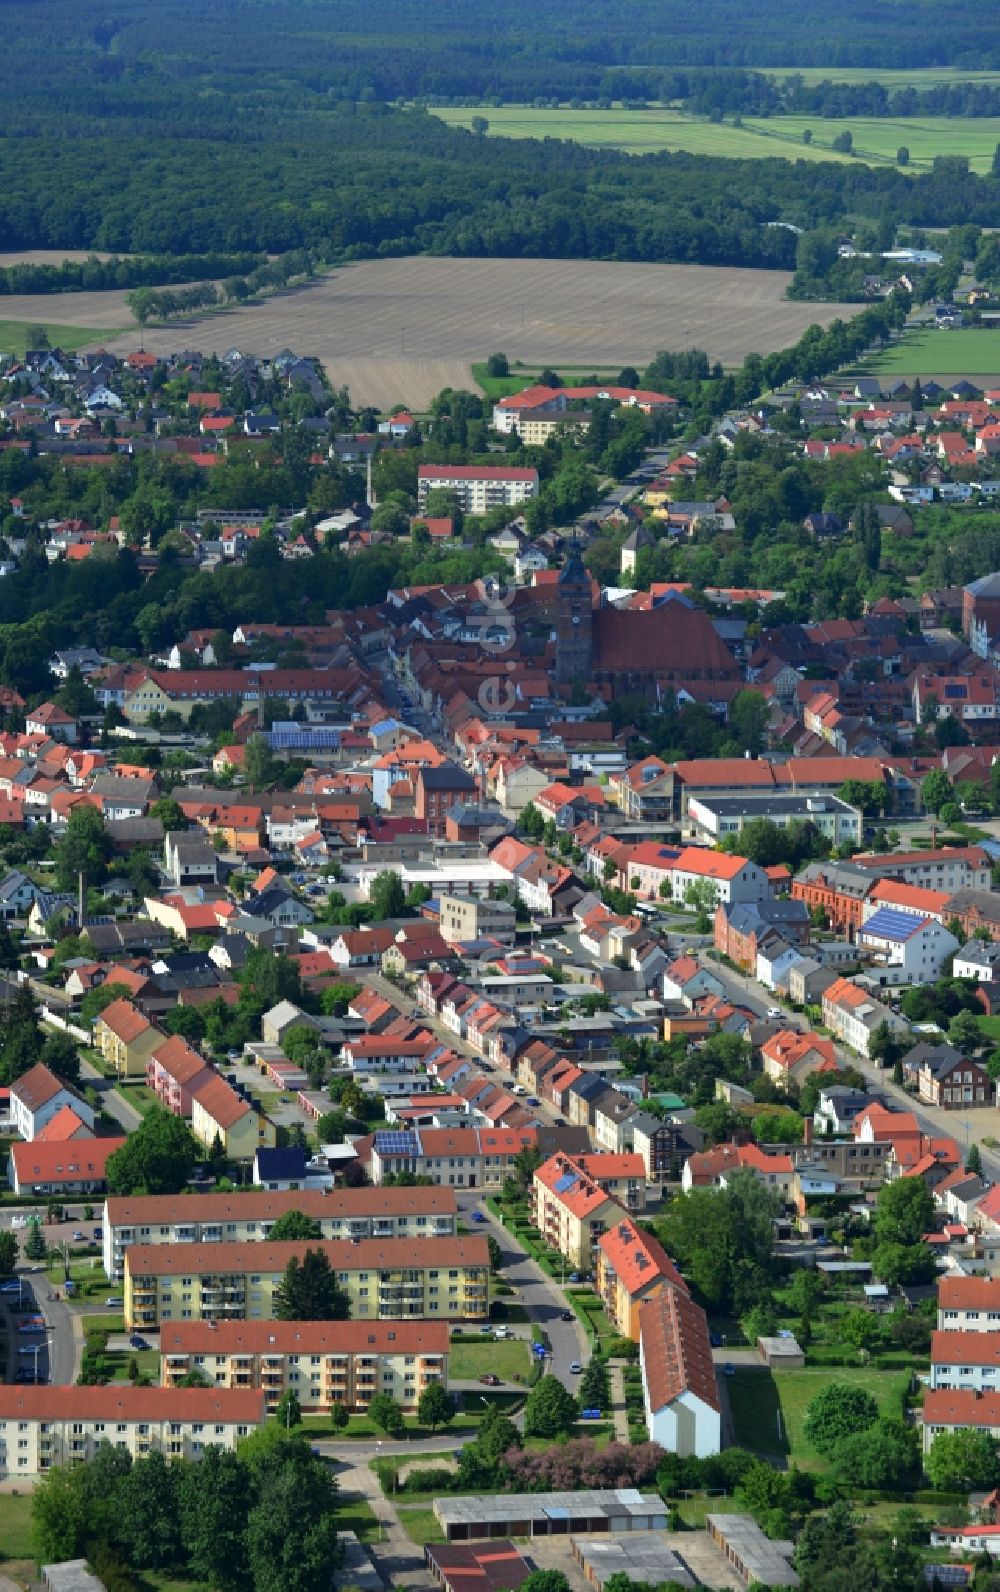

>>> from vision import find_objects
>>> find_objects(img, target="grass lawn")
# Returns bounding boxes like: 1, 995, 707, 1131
396, 1506, 446, 1546
336, 1495, 379, 1543
449, 1337, 531, 1382
45, 1256, 108, 1297
0, 1490, 35, 1560
979, 1015, 1000, 1041
471, 359, 623, 400
852, 325, 1000, 378
0, 319, 118, 358
729, 1366, 910, 1469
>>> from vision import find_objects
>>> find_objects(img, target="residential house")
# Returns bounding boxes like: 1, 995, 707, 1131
10, 1063, 94, 1142
596, 1217, 686, 1340
146, 1036, 213, 1117
190, 1073, 276, 1161
639, 1289, 720, 1458
93, 999, 164, 1080
760, 1030, 838, 1091
8, 1135, 125, 1197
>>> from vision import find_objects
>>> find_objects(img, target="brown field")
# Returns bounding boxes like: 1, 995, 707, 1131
0, 256, 857, 408
0, 249, 117, 268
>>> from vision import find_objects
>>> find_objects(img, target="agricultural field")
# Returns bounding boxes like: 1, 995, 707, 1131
434, 105, 855, 162
748, 66, 1000, 89
0, 318, 122, 357
0, 255, 851, 410
436, 104, 1000, 173
853, 325, 1000, 377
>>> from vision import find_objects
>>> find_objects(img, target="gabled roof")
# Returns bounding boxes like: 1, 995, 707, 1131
639, 1287, 719, 1415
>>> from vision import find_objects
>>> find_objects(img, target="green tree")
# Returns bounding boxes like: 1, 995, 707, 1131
523, 1374, 578, 1438
329, 1402, 349, 1432
269, 1210, 323, 1241
518, 1574, 571, 1592
177, 1446, 250, 1590
967, 1142, 983, 1174
104, 1105, 199, 1195
244, 1441, 341, 1592
833, 1417, 921, 1491
369, 869, 406, 919
840, 1307, 882, 1355
417, 1381, 456, 1431
949, 1008, 983, 1054
274, 1249, 351, 1321
54, 804, 111, 891
80, 980, 134, 1025
0, 981, 42, 1084
151, 796, 187, 831
31, 1464, 89, 1562
24, 1216, 46, 1260
0, 1228, 17, 1275
39, 1030, 81, 1088
921, 768, 954, 817
804, 1383, 879, 1457
926, 1427, 1000, 1491
116, 1451, 182, 1569
368, 1393, 405, 1437
275, 1388, 303, 1428
682, 877, 718, 929
873, 1177, 934, 1249
245, 734, 278, 789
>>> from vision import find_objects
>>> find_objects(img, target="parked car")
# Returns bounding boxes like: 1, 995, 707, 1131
569, 1361, 582, 1374
92, 1228, 102, 1240
470, 1211, 486, 1224
560, 1310, 574, 1322
723, 1362, 735, 1377
72, 1230, 85, 1241
130, 1335, 150, 1350
105, 1297, 123, 1307
479, 1373, 501, 1385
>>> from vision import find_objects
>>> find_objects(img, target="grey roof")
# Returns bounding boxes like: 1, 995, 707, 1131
418, 764, 477, 792
434, 1490, 666, 1528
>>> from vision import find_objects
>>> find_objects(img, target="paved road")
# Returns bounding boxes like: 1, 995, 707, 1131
3, 1266, 82, 1387
79, 1057, 142, 1132
455, 1191, 587, 1389
699, 950, 1000, 1181
327, 1451, 436, 1590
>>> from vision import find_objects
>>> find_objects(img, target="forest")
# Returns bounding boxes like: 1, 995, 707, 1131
0, 2, 999, 271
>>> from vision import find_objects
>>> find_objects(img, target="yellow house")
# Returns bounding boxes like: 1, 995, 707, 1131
642, 484, 674, 519
190, 1073, 276, 1161
159, 1318, 449, 1415
123, 676, 175, 724
93, 998, 164, 1079
123, 1235, 491, 1328
596, 1216, 685, 1340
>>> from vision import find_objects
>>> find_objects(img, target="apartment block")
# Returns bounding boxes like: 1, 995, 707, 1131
938, 1275, 1000, 1332
123, 1236, 491, 1329
160, 1319, 449, 1414
531, 1152, 647, 1270
103, 1187, 458, 1278
0, 1386, 264, 1479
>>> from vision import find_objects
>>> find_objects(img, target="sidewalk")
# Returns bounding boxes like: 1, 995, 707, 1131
607, 1360, 630, 1444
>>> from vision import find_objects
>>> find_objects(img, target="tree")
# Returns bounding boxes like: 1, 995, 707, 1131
275, 1388, 303, 1428
921, 768, 954, 817
368, 1393, 405, 1437
873, 1177, 934, 1249
417, 1382, 456, 1431
523, 1374, 578, 1438
269, 1210, 323, 1242
329, 1402, 349, 1432
896, 145, 910, 165
804, 1384, 879, 1457
244, 1442, 340, 1592
54, 804, 111, 891
116, 1450, 182, 1570
24, 1216, 46, 1260
0, 981, 43, 1084
274, 1249, 351, 1321
80, 980, 135, 1025
245, 734, 278, 790
177, 1446, 250, 1590
105, 1106, 199, 1195
368, 869, 406, 919
518, 1575, 571, 1592
839, 1307, 882, 1354
993, 140, 1000, 178
967, 1142, 983, 1175
833, 1417, 921, 1491
486, 352, 509, 377
872, 1241, 937, 1287
682, 877, 718, 930
578, 1357, 610, 1411
949, 1008, 984, 1054
151, 796, 187, 831
926, 1427, 1000, 1491
40, 1030, 81, 1088
0, 1228, 16, 1275
32, 1464, 90, 1563
470, 115, 490, 136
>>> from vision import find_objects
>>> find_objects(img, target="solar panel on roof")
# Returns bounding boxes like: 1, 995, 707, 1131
554, 1174, 577, 1193
863, 906, 923, 941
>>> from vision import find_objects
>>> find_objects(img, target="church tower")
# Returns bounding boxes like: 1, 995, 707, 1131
555, 541, 594, 685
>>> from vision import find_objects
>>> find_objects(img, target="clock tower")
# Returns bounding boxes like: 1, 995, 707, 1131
555, 541, 593, 686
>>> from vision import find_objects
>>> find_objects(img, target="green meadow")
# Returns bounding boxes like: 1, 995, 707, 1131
0, 320, 115, 357
852, 326, 1000, 377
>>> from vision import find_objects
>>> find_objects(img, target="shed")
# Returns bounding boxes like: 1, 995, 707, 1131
757, 1334, 805, 1370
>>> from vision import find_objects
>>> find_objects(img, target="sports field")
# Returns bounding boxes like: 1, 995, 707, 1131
853, 325, 1000, 377
436, 104, 1000, 172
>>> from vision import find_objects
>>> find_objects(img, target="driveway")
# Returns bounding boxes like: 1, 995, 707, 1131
78, 1057, 142, 1132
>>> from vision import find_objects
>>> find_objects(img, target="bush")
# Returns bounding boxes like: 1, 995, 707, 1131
401, 1466, 458, 1494
804, 1384, 879, 1458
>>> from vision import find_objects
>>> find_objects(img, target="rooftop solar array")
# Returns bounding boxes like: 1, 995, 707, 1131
861, 906, 923, 942
374, 1131, 420, 1156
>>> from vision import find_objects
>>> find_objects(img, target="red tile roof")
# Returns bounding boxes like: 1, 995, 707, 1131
639, 1287, 719, 1415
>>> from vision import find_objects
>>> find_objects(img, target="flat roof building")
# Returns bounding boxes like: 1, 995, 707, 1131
433, 1489, 667, 1542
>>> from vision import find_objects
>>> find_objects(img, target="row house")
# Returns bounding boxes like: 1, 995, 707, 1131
146, 1035, 213, 1117
596, 1217, 686, 1341
0, 1386, 264, 1480
931, 1330, 1000, 1392
123, 1236, 490, 1329
160, 1319, 449, 1415
821, 977, 905, 1058
102, 1186, 457, 1278
938, 1276, 1000, 1333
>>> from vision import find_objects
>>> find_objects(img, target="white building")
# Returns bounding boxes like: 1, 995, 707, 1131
416, 465, 538, 514
639, 1288, 720, 1458
10, 1063, 94, 1142
953, 940, 1000, 982
931, 1329, 1000, 1391
856, 909, 959, 986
